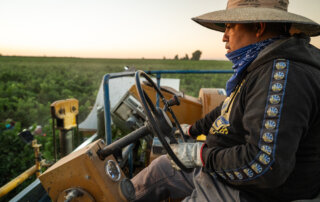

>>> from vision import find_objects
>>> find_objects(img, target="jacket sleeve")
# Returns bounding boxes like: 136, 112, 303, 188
201, 59, 316, 188
188, 102, 223, 138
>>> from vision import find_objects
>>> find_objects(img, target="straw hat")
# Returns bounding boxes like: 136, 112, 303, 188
192, 0, 320, 36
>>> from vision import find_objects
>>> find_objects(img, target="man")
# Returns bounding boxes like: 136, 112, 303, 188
132, 0, 320, 201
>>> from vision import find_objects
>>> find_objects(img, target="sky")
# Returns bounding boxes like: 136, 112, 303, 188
0, 0, 320, 60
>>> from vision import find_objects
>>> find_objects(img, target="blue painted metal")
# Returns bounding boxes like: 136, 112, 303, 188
12, 69, 234, 201
9, 179, 50, 202
145, 70, 233, 107
102, 69, 233, 144
102, 72, 135, 145
103, 74, 112, 145
156, 74, 161, 107
145, 70, 234, 74
103, 69, 233, 144
102, 69, 233, 176
102, 71, 136, 177
129, 149, 133, 178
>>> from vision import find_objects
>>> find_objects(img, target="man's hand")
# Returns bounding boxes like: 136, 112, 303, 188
175, 123, 191, 136
169, 142, 204, 170
174, 123, 194, 142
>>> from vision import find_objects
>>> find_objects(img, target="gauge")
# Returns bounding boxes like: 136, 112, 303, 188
105, 160, 121, 181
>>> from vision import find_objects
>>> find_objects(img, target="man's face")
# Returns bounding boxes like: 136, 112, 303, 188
223, 23, 257, 53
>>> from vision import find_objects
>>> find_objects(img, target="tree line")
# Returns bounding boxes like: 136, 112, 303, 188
173, 50, 202, 61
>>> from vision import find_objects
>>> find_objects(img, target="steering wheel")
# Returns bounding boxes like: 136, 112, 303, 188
135, 70, 193, 172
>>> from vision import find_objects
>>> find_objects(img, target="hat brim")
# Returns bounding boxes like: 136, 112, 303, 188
192, 7, 320, 36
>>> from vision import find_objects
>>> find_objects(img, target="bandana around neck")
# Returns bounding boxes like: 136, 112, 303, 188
225, 38, 277, 96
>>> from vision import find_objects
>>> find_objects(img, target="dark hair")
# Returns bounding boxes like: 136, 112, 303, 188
265, 23, 291, 36
242, 22, 291, 37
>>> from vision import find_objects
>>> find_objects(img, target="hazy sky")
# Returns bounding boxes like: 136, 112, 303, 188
1, 0, 320, 60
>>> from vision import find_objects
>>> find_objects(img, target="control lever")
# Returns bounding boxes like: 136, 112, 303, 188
163, 95, 180, 112
167, 95, 180, 106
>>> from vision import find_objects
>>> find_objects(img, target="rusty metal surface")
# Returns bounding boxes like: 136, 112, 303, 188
39, 139, 127, 202
129, 84, 202, 125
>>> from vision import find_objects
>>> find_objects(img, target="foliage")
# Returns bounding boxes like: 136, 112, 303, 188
0, 56, 232, 199
180, 54, 189, 60
0, 122, 35, 201
174, 50, 202, 61
191, 50, 202, 60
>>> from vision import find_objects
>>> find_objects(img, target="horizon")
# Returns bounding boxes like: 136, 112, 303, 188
0, 54, 230, 61
1, 0, 320, 60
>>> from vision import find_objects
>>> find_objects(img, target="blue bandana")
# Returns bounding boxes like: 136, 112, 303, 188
225, 38, 277, 96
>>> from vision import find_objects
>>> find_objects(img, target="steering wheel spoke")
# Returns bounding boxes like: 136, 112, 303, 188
142, 89, 158, 115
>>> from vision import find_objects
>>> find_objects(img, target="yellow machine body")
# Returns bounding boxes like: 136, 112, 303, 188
39, 86, 226, 201
39, 139, 131, 202
129, 84, 225, 124
129, 84, 202, 124
51, 99, 79, 130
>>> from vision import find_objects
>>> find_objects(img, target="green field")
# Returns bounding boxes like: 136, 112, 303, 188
0, 56, 232, 200
0, 56, 232, 126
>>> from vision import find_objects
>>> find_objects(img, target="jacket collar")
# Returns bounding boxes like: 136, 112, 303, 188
246, 34, 320, 73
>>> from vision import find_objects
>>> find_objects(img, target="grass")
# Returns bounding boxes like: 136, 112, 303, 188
0, 56, 233, 200
0, 55, 234, 125
0, 55, 232, 95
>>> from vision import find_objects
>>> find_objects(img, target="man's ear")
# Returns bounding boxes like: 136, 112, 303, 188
256, 22, 266, 38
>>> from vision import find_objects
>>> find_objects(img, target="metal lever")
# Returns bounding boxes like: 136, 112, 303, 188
167, 95, 180, 107
163, 95, 180, 112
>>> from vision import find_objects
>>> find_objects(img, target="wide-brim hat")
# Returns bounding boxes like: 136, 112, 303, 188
192, 0, 320, 37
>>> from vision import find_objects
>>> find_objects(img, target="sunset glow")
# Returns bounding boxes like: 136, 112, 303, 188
1, 0, 319, 60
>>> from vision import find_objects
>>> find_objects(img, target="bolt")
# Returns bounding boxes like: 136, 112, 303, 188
72, 106, 76, 112
87, 150, 93, 157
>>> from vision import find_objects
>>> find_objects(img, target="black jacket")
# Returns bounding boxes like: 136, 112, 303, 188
190, 34, 320, 201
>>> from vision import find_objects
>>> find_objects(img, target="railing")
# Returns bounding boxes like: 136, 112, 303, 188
9, 134, 98, 202
0, 140, 47, 199
9, 69, 233, 201
103, 69, 233, 145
